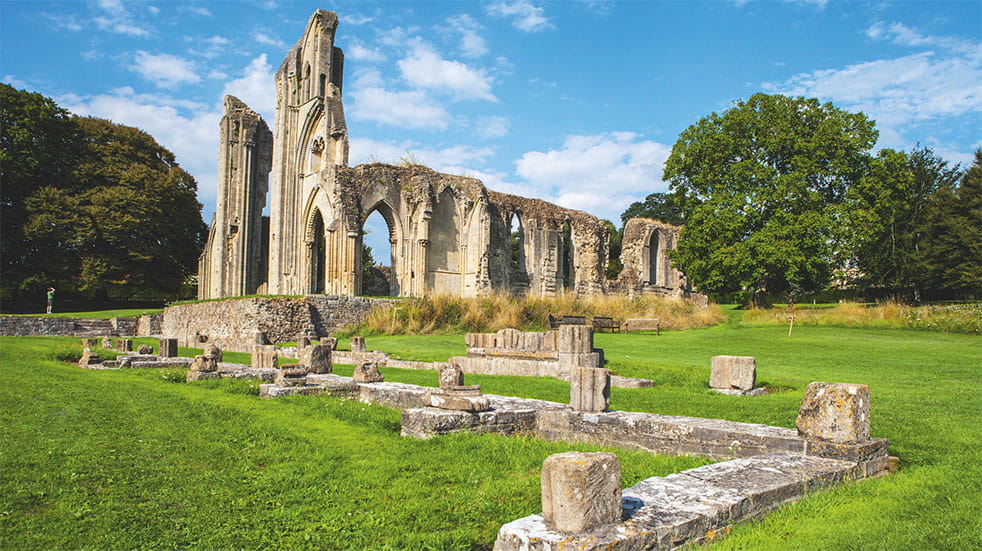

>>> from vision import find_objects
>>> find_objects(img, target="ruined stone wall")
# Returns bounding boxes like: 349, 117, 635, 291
615, 217, 689, 297
0, 316, 76, 336
162, 295, 400, 352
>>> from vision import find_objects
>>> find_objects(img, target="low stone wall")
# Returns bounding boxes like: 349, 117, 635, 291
0, 316, 76, 336
136, 313, 164, 336
162, 295, 402, 352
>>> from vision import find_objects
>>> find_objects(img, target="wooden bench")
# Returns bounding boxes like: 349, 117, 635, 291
548, 314, 590, 329
623, 318, 661, 335
592, 316, 619, 333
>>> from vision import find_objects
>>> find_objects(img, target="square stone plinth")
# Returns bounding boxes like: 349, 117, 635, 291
302, 344, 333, 374
570, 366, 610, 413
159, 338, 178, 358
541, 451, 621, 533
796, 382, 870, 443
252, 345, 278, 371
711, 356, 756, 391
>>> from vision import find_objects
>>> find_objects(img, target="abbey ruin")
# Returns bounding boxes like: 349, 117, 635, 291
199, 10, 697, 301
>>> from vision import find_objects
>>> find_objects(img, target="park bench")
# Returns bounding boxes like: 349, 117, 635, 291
592, 316, 619, 333
623, 318, 661, 335
547, 314, 590, 329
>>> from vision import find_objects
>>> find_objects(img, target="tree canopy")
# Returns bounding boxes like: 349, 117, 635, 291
619, 192, 688, 227
663, 93, 878, 304
1, 84, 207, 310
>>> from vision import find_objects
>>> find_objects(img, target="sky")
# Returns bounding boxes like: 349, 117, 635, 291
3, 0, 980, 251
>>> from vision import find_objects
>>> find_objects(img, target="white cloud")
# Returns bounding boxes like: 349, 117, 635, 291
487, 1, 553, 33
764, 22, 982, 156
514, 132, 672, 220
207, 70, 228, 80
223, 54, 276, 121
148, 5, 160, 16
446, 14, 488, 58
253, 30, 287, 49
131, 51, 201, 88
349, 87, 450, 129
475, 116, 510, 138
91, 0, 151, 37
347, 42, 386, 63
185, 6, 213, 17
397, 45, 496, 101
345, 13, 375, 26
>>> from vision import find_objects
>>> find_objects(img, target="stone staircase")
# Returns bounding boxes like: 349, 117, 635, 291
73, 318, 116, 337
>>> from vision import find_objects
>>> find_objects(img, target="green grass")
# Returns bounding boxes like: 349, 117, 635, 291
1, 308, 162, 318
2, 314, 980, 550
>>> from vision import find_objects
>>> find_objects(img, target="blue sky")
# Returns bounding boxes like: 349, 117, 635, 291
3, 0, 980, 238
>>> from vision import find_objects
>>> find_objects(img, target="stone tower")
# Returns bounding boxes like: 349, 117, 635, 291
266, 9, 349, 295
198, 95, 273, 299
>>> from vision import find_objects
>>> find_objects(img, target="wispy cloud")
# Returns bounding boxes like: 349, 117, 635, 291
92, 0, 151, 37
486, 1, 553, 33
397, 45, 497, 101
253, 29, 287, 49
349, 87, 451, 129
131, 51, 201, 88
183, 6, 213, 17
765, 22, 982, 150
446, 14, 488, 58
347, 41, 387, 63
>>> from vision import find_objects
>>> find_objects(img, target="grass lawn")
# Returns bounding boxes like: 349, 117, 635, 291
1, 308, 163, 318
2, 315, 980, 550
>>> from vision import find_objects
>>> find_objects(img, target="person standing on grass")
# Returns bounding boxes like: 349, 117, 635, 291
46, 287, 55, 314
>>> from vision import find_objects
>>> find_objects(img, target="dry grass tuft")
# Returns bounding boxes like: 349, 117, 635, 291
741, 301, 981, 334
349, 292, 725, 335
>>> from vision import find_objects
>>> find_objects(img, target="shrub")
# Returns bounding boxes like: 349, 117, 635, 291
160, 368, 187, 383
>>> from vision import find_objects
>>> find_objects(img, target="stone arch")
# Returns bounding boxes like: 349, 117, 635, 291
508, 212, 529, 294
644, 229, 660, 285
305, 208, 326, 293
561, 219, 575, 290
360, 199, 399, 296
426, 187, 462, 293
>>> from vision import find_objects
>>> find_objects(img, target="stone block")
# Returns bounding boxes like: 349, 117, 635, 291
350, 336, 366, 353
796, 382, 870, 443
159, 338, 178, 358
81, 338, 99, 348
428, 388, 491, 412
189, 355, 218, 372
101, 336, 113, 349
117, 338, 133, 352
558, 325, 594, 354
302, 344, 333, 374
275, 366, 308, 387
353, 360, 384, 383
204, 343, 222, 362
323, 337, 338, 350
439, 363, 464, 389
137, 344, 153, 355
253, 330, 269, 345
252, 344, 278, 371
710, 356, 756, 391
569, 366, 610, 413
558, 352, 602, 369
79, 348, 100, 366
541, 451, 621, 533
187, 371, 221, 382
297, 335, 310, 350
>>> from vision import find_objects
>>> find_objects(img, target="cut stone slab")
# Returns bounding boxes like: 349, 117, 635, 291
203, 343, 223, 362
189, 355, 218, 373
493, 453, 858, 551
428, 388, 491, 412
302, 343, 332, 374
187, 371, 221, 382
439, 363, 464, 389
569, 366, 610, 413
252, 344, 278, 371
116, 339, 133, 352
350, 336, 366, 353
711, 355, 756, 391
541, 451, 622, 533
159, 338, 178, 358
353, 360, 384, 383
796, 382, 870, 443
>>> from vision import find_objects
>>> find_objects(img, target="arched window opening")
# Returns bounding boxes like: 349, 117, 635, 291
309, 209, 325, 294
561, 220, 574, 290
303, 64, 311, 100
360, 208, 395, 296
647, 230, 660, 286
319, 73, 326, 97
508, 214, 529, 293
426, 189, 462, 294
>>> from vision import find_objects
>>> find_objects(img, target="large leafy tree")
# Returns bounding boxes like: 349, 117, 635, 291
1, 85, 207, 308
840, 147, 962, 301
664, 93, 877, 305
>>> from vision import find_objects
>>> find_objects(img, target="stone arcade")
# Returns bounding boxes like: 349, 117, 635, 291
198, 9, 698, 301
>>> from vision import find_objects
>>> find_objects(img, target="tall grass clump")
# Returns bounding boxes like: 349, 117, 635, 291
346, 292, 725, 335
741, 301, 982, 334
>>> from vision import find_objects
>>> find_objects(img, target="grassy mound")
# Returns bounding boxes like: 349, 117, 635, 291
741, 301, 982, 334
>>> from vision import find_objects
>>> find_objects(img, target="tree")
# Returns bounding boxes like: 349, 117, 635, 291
620, 191, 689, 227
664, 93, 878, 305
1, 85, 207, 309
840, 147, 962, 301
916, 150, 982, 298
602, 220, 623, 279
0, 83, 80, 305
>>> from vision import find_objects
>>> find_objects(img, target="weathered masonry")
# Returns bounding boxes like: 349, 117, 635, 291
199, 10, 697, 301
